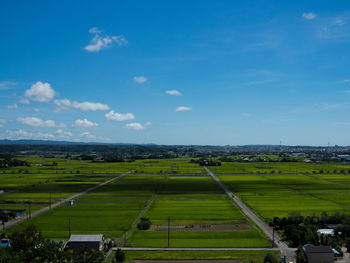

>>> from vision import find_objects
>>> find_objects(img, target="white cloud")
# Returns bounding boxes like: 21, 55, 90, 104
133, 76, 148, 83
5, 129, 55, 140
105, 110, 135, 121
25, 81, 56, 102
144, 122, 152, 127
20, 98, 30, 104
34, 108, 40, 112
302, 13, 317, 20
54, 99, 110, 111
55, 129, 73, 138
242, 113, 251, 118
0, 119, 6, 128
84, 27, 128, 52
74, 118, 98, 127
124, 122, 145, 130
166, 90, 182, 96
7, 104, 18, 109
342, 79, 350, 83
175, 106, 192, 112
17, 117, 66, 128
0, 81, 17, 90
80, 132, 96, 139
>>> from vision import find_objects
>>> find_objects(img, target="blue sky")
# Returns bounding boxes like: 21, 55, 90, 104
1, 0, 350, 145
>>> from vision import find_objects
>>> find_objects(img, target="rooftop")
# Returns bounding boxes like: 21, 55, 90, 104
304, 245, 333, 254
68, 234, 103, 242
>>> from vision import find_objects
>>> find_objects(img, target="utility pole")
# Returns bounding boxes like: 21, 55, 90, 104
69, 216, 71, 237
272, 226, 275, 247
28, 202, 31, 219
50, 192, 52, 209
167, 216, 170, 248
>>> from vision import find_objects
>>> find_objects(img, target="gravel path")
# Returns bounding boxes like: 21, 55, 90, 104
204, 167, 296, 262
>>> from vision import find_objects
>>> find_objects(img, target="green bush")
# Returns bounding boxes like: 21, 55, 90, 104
137, 217, 152, 230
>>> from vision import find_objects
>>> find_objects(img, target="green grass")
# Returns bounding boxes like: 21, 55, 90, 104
105, 250, 280, 263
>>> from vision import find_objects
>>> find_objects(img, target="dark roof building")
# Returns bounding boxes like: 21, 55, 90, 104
65, 234, 104, 251
303, 245, 334, 263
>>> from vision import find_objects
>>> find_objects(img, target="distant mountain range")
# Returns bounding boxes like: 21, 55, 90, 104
0, 139, 156, 146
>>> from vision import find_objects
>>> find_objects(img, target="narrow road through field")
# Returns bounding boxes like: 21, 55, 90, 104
3, 170, 135, 230
204, 167, 296, 262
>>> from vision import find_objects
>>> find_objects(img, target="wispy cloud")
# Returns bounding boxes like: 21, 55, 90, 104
105, 110, 135, 121
166, 90, 182, 96
7, 104, 18, 109
175, 106, 192, 112
242, 113, 251, 118
84, 27, 128, 52
133, 76, 148, 83
4, 129, 56, 140
54, 99, 110, 111
55, 129, 73, 138
0, 81, 17, 90
302, 13, 317, 20
317, 16, 349, 40
17, 117, 66, 128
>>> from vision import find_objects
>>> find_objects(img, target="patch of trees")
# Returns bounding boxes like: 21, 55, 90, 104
137, 217, 152, 230
271, 213, 344, 251
190, 158, 221, 166
0, 224, 104, 263
0, 157, 29, 168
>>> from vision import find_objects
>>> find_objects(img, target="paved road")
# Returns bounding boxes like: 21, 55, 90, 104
204, 167, 296, 262
3, 171, 133, 230
114, 247, 280, 251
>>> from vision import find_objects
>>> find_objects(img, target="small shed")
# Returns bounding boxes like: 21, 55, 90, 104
303, 245, 334, 263
67, 200, 75, 206
65, 234, 104, 251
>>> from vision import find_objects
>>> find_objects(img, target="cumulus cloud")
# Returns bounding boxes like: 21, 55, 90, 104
105, 110, 135, 121
80, 131, 97, 139
55, 129, 73, 138
17, 117, 66, 128
133, 76, 148, 83
124, 122, 145, 130
25, 81, 56, 102
302, 13, 317, 20
84, 27, 128, 52
74, 118, 98, 127
144, 122, 152, 127
175, 106, 192, 112
166, 90, 182, 96
54, 99, 110, 111
7, 104, 18, 109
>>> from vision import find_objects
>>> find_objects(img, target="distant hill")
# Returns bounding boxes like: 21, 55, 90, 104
0, 139, 156, 146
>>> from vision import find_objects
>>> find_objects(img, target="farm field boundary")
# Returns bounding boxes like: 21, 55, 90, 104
4, 169, 136, 230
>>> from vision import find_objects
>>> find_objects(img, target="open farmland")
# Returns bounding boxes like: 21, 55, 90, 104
211, 161, 350, 174
127, 176, 269, 248
214, 171, 350, 221
0, 157, 141, 213
106, 250, 280, 263
9, 174, 165, 240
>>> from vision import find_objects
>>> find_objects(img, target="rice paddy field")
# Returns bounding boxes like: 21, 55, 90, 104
126, 176, 269, 248
214, 171, 350, 221
10, 174, 165, 240
3, 155, 350, 262
106, 250, 280, 263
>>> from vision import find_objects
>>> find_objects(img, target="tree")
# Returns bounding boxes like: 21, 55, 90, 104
137, 217, 152, 230
113, 248, 125, 262
263, 253, 278, 263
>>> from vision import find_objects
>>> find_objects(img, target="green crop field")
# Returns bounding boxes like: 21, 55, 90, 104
9, 174, 165, 241
105, 250, 280, 263
215, 171, 350, 221
127, 176, 269, 248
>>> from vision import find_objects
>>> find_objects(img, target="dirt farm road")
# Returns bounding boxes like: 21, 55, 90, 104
3, 171, 133, 230
204, 167, 296, 262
